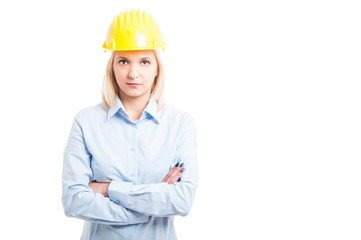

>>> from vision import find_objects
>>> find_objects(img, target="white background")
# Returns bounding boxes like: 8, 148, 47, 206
0, 0, 360, 239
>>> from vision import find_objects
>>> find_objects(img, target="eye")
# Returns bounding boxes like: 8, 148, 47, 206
118, 59, 128, 65
141, 60, 151, 65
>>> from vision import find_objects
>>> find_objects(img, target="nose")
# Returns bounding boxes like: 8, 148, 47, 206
128, 64, 139, 79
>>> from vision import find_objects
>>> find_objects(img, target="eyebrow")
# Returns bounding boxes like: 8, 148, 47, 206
116, 56, 153, 60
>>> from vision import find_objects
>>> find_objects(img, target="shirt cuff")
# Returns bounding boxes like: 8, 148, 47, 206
108, 181, 133, 208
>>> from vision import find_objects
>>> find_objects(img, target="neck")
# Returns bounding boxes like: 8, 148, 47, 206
118, 92, 151, 120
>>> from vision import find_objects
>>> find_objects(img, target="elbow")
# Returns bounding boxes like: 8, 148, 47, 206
62, 190, 77, 218
177, 196, 194, 216
62, 199, 77, 218
62, 188, 87, 218
178, 206, 192, 217
173, 184, 197, 216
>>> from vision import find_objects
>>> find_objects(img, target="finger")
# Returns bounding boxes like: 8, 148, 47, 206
162, 163, 185, 183
168, 168, 185, 184
162, 166, 178, 183
162, 167, 176, 182
163, 166, 182, 184
167, 167, 184, 184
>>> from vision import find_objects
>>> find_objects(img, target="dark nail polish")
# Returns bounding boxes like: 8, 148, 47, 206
180, 168, 185, 173
177, 178, 181, 182
175, 163, 179, 167
179, 163, 184, 168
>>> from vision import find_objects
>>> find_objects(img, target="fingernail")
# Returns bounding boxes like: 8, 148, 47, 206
175, 163, 179, 167
179, 163, 184, 168
180, 168, 185, 173
177, 178, 181, 182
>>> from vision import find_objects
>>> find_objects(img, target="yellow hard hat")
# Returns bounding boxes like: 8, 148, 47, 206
103, 10, 166, 51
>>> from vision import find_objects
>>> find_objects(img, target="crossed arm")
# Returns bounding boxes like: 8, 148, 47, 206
62, 113, 198, 224
88, 164, 185, 197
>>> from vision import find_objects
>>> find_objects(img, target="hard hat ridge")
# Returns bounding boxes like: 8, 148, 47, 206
103, 9, 166, 51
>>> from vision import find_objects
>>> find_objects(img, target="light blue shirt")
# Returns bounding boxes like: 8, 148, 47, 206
62, 95, 198, 239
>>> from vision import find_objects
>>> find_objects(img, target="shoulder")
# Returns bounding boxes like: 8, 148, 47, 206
162, 104, 195, 126
163, 104, 197, 141
74, 103, 107, 123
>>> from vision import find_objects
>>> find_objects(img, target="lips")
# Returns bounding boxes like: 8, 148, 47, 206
127, 83, 141, 86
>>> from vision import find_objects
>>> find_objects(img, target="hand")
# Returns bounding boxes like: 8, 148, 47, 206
162, 163, 185, 184
88, 181, 110, 197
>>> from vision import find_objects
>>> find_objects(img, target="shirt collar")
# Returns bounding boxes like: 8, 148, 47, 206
107, 95, 161, 124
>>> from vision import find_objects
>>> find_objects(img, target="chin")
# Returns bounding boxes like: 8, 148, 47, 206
119, 87, 151, 99
123, 92, 148, 99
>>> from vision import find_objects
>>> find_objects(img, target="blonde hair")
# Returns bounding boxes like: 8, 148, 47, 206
101, 50, 166, 111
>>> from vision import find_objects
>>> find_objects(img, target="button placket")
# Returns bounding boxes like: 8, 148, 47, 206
130, 123, 139, 182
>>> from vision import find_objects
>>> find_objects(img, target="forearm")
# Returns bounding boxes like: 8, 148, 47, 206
107, 115, 199, 217
62, 150, 149, 225
88, 163, 192, 217
108, 179, 198, 217
62, 183, 149, 225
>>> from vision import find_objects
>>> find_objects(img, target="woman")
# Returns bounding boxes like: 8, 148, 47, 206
62, 10, 198, 239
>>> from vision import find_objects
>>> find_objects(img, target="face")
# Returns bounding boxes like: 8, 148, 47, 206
113, 50, 158, 101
